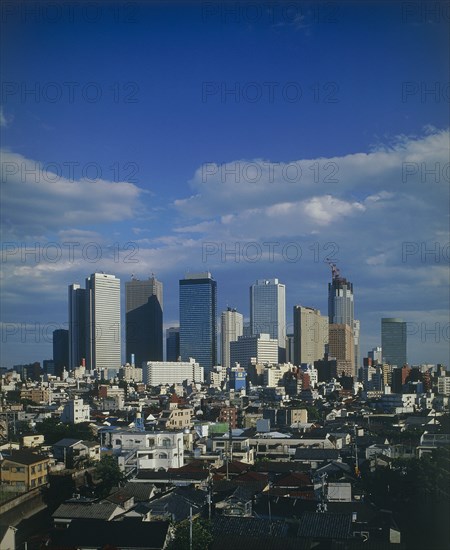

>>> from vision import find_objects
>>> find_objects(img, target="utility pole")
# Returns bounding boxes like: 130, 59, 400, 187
189, 506, 193, 550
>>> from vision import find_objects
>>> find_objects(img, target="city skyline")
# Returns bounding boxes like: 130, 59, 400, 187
1, 2, 449, 368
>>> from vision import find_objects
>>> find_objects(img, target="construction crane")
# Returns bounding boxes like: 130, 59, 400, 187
326, 259, 340, 280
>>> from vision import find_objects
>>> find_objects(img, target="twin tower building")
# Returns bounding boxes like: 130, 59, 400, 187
68, 270, 360, 377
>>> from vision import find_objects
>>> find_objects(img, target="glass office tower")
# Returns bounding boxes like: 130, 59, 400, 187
179, 272, 217, 375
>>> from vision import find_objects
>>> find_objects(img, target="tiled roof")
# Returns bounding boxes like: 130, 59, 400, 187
212, 516, 289, 538
297, 512, 352, 539
2, 450, 49, 465
52, 500, 119, 521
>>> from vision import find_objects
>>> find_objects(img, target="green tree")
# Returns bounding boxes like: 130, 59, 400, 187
168, 519, 213, 550
94, 455, 124, 498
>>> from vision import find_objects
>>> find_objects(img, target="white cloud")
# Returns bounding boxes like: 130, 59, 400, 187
1, 150, 143, 239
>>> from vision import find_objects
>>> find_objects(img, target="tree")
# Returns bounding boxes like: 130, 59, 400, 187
94, 455, 125, 498
168, 519, 213, 550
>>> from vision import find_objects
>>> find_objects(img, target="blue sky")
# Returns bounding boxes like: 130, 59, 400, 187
1, 1, 449, 368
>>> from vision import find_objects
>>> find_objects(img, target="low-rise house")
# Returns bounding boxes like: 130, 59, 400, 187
0, 450, 50, 492
21, 434, 45, 448
52, 497, 124, 527
52, 439, 100, 468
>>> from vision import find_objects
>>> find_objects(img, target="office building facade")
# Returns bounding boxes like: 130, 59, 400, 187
230, 333, 278, 368
179, 272, 217, 374
250, 278, 286, 361
125, 276, 163, 366
68, 283, 87, 370
166, 327, 180, 361
221, 307, 243, 369
53, 329, 69, 377
293, 306, 328, 366
381, 318, 407, 367
85, 273, 121, 371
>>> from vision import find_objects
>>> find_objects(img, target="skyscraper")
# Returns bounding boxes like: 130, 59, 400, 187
327, 265, 359, 368
179, 272, 217, 375
166, 327, 180, 361
250, 278, 286, 362
293, 306, 328, 366
125, 276, 163, 367
68, 283, 86, 370
328, 323, 355, 377
221, 307, 243, 369
381, 318, 407, 367
85, 273, 121, 371
53, 329, 69, 377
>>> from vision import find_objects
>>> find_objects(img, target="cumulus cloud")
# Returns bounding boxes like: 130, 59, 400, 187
1, 150, 143, 239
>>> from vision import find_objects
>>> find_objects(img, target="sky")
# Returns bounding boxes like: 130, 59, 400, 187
1, 0, 449, 368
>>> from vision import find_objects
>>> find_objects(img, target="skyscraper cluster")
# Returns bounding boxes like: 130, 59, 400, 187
65, 266, 407, 380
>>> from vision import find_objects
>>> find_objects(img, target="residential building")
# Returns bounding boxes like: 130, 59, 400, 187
60, 398, 90, 424
125, 276, 163, 367
250, 278, 286, 362
179, 272, 217, 375
293, 306, 328, 366
0, 450, 50, 492
381, 317, 407, 367
221, 307, 243, 369
143, 358, 204, 386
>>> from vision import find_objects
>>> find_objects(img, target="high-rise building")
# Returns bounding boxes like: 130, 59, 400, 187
381, 318, 407, 367
328, 265, 359, 368
53, 329, 69, 377
179, 272, 217, 375
230, 333, 278, 368
250, 278, 286, 361
85, 273, 121, 371
68, 283, 87, 370
166, 327, 180, 362
221, 307, 243, 369
125, 276, 163, 366
328, 323, 355, 377
293, 306, 328, 366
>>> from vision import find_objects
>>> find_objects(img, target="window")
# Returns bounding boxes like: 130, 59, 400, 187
37, 464, 42, 472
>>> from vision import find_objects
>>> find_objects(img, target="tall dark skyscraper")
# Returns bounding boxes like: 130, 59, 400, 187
68, 283, 86, 370
126, 276, 163, 367
166, 326, 180, 362
381, 318, 407, 367
327, 264, 360, 368
179, 272, 217, 375
53, 329, 69, 376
